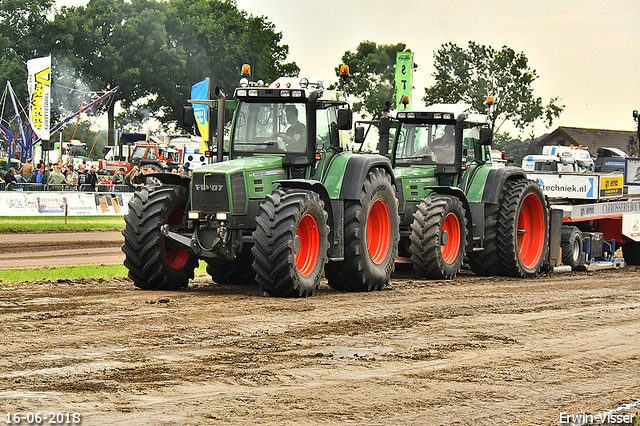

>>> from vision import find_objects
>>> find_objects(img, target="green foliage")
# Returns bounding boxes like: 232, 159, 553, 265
0, 0, 54, 102
492, 131, 535, 166
331, 41, 416, 119
423, 41, 564, 133
0, 0, 297, 138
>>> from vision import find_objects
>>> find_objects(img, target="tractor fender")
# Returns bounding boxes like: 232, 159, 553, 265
481, 166, 528, 204
426, 186, 474, 248
338, 154, 395, 200
152, 173, 191, 188
275, 179, 332, 212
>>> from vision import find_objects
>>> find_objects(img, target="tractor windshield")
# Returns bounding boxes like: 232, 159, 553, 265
395, 123, 455, 165
232, 102, 307, 154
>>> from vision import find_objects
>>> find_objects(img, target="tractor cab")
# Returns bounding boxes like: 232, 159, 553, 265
392, 104, 493, 188
228, 73, 353, 180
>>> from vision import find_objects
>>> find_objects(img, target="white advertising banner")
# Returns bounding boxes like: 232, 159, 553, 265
27, 55, 52, 140
527, 172, 598, 200
0, 192, 133, 216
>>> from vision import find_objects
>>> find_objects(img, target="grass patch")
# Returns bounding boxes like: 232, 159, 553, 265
0, 264, 129, 284
0, 262, 209, 284
0, 216, 125, 233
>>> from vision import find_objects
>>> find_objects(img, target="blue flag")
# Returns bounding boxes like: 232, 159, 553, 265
191, 78, 210, 151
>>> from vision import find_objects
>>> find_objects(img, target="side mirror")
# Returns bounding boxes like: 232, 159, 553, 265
479, 128, 492, 146
337, 109, 352, 130
354, 126, 365, 145
182, 104, 195, 128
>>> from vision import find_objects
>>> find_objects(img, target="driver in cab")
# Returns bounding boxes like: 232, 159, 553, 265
414, 126, 455, 162
279, 106, 306, 150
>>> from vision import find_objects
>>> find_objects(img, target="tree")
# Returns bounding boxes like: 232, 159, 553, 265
2, 0, 298, 145
423, 41, 564, 133
492, 131, 535, 166
331, 41, 417, 119
0, 0, 55, 139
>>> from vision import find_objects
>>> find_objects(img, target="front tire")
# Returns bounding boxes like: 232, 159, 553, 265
122, 185, 198, 290
498, 180, 549, 278
410, 195, 467, 279
206, 250, 256, 285
325, 167, 399, 292
252, 189, 329, 297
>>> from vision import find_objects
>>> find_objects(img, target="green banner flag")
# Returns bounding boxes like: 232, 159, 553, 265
395, 52, 414, 110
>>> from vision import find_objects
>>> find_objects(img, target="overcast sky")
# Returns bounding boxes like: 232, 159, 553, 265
57, 0, 640, 136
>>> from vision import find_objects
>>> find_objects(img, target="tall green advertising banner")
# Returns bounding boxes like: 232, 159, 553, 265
395, 52, 414, 110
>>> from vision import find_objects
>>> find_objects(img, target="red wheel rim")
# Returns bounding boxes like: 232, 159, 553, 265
517, 192, 545, 269
296, 214, 320, 277
367, 199, 391, 265
441, 212, 461, 264
166, 208, 189, 270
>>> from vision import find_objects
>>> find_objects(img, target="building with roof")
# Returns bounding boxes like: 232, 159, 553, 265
526, 126, 638, 157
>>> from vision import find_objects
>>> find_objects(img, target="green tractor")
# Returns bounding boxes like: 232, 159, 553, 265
363, 102, 549, 279
122, 71, 400, 297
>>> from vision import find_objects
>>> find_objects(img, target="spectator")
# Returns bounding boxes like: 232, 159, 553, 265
171, 168, 178, 174
112, 168, 125, 185
65, 164, 79, 187
85, 165, 98, 192
77, 163, 88, 190
133, 166, 148, 188
47, 165, 66, 190
178, 166, 185, 176
4, 167, 18, 190
28, 163, 45, 185
124, 166, 139, 188
98, 175, 114, 191
144, 166, 160, 185
19, 158, 34, 181
40, 163, 50, 185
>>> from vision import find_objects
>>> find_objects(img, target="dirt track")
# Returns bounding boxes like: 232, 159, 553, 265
1, 232, 640, 425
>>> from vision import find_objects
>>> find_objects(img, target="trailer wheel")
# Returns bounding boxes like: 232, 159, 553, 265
467, 199, 503, 276
122, 185, 198, 290
409, 195, 467, 279
622, 241, 640, 265
325, 167, 400, 292
498, 180, 549, 277
561, 226, 583, 269
206, 250, 256, 285
252, 189, 329, 297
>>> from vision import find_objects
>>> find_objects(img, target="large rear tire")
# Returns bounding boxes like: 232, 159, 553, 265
410, 195, 467, 279
122, 185, 198, 290
206, 250, 256, 285
622, 240, 640, 265
498, 180, 549, 278
467, 199, 503, 276
252, 189, 329, 297
325, 167, 399, 292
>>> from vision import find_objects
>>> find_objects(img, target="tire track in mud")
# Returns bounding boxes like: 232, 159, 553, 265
0, 246, 639, 424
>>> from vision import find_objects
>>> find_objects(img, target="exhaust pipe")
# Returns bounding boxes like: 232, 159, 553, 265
215, 87, 225, 163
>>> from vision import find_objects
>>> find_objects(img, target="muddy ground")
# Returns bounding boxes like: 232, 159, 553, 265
0, 232, 639, 425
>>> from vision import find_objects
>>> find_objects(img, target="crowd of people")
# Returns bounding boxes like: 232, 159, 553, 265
0, 159, 187, 192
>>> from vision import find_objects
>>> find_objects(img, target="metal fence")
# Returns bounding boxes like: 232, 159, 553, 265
0, 182, 136, 192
